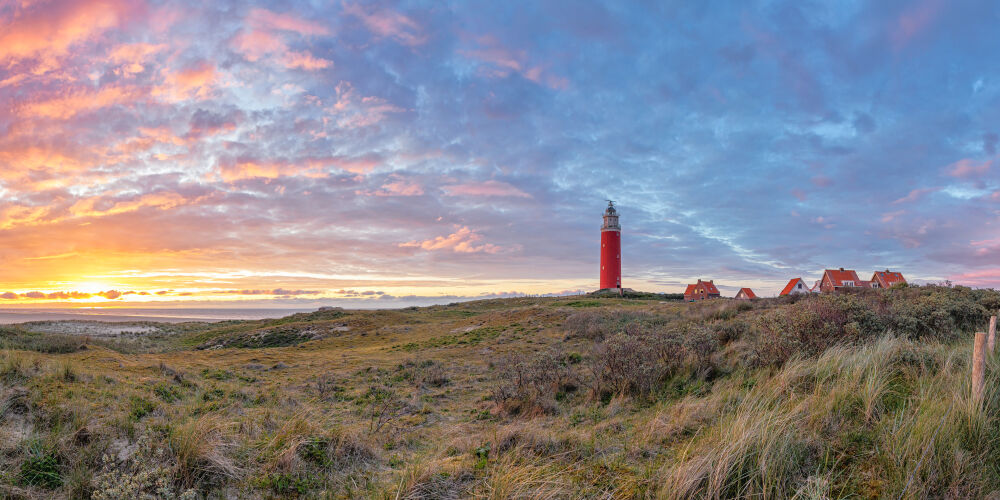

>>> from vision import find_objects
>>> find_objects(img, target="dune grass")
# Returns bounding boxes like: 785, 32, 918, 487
1, 286, 999, 498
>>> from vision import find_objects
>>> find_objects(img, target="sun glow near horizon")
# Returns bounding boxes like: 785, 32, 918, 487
1, 0, 998, 308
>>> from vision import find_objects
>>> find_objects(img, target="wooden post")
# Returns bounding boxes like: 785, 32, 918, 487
973, 332, 987, 402
989, 316, 997, 353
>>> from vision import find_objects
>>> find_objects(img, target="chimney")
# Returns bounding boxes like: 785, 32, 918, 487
710, 280, 714, 284
885, 269, 890, 272
839, 267, 844, 271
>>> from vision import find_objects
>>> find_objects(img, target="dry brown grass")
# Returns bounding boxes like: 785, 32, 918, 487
3, 289, 1000, 498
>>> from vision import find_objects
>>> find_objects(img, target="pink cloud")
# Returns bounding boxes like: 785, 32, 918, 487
459, 35, 568, 90
890, 0, 944, 52
790, 189, 806, 201
442, 180, 531, 198
357, 177, 424, 197
246, 8, 330, 36
342, 2, 426, 46
944, 158, 992, 178
892, 187, 940, 204
215, 154, 379, 182
948, 268, 1000, 288
400, 226, 506, 254
232, 11, 333, 71
880, 210, 905, 222
810, 175, 832, 188
233, 29, 287, 61
324, 82, 405, 128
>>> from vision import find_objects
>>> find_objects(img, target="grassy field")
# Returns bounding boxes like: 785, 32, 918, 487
2, 286, 1000, 499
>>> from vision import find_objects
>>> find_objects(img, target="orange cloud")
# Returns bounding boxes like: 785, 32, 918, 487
68, 191, 194, 219
18, 85, 136, 119
154, 61, 218, 101
442, 180, 530, 198
107, 42, 166, 76
224, 288, 321, 295
400, 226, 506, 254
217, 159, 328, 182
0, 0, 136, 63
282, 50, 333, 70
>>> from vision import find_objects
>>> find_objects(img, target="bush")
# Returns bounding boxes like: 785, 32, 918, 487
19, 441, 62, 489
492, 350, 578, 416
747, 287, 999, 367
564, 310, 671, 341
587, 328, 705, 400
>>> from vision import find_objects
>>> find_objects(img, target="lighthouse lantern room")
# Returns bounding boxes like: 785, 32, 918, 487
600, 201, 622, 290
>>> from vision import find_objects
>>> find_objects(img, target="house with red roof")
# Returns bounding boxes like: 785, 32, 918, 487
819, 268, 875, 293
684, 279, 720, 301
779, 278, 812, 296
871, 269, 906, 289
735, 288, 757, 300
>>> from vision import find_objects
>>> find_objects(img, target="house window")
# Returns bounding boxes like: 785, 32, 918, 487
842, 281, 854, 287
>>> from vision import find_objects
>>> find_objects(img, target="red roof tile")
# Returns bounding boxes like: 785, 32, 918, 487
872, 270, 906, 288
823, 269, 861, 287
779, 278, 806, 296
684, 280, 719, 296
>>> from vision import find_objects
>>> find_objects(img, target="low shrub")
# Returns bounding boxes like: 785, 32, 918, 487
564, 310, 671, 341
492, 350, 578, 416
19, 440, 62, 489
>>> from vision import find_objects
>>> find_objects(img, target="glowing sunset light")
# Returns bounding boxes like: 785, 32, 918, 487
1, 0, 998, 309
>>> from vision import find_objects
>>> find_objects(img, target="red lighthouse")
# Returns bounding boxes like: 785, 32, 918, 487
600, 201, 622, 290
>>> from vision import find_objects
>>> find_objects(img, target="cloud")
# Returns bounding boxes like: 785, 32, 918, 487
17, 85, 136, 119
948, 268, 1000, 288
357, 176, 424, 197
890, 0, 945, 52
944, 158, 992, 178
154, 61, 218, 101
232, 8, 332, 71
892, 187, 941, 204
0, 0, 136, 63
458, 35, 569, 89
400, 226, 508, 254
442, 180, 530, 198
246, 8, 330, 36
225, 289, 321, 295
342, 3, 426, 46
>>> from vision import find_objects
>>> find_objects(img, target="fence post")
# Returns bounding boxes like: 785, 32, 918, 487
973, 331, 987, 402
989, 316, 997, 353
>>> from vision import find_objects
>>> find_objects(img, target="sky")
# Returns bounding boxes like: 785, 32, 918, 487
0, 0, 999, 308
